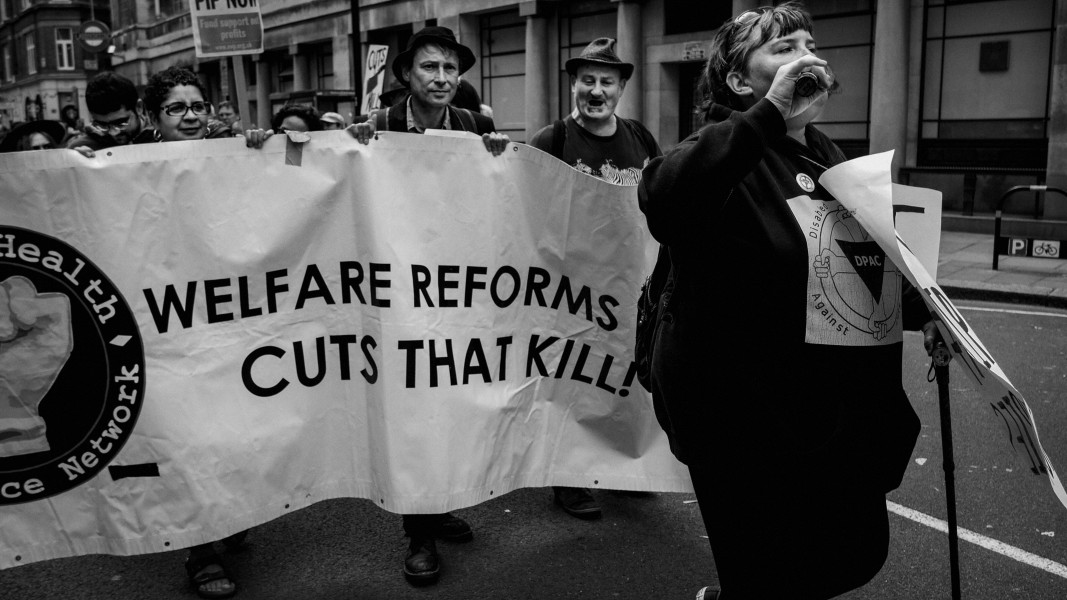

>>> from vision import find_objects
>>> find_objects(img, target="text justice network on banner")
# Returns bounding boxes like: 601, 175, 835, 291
0, 131, 691, 568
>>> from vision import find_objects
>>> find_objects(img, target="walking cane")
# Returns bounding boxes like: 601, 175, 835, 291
932, 342, 962, 600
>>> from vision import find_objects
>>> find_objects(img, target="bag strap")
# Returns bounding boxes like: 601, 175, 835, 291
373, 108, 389, 132
454, 107, 478, 133
550, 118, 567, 160
649, 244, 673, 298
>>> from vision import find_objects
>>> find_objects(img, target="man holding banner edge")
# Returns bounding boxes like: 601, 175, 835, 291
347, 25, 511, 586
529, 37, 662, 521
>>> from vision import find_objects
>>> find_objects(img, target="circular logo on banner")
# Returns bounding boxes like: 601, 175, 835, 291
0, 226, 145, 505
796, 173, 816, 193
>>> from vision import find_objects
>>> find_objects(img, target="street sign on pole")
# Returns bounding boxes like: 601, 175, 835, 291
189, 0, 263, 131
76, 20, 110, 54
189, 0, 264, 58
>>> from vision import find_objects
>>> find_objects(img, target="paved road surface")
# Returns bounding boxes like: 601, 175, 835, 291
2, 300, 1066, 599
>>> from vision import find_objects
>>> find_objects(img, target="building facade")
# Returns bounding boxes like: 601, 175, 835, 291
0, 0, 112, 126
106, 0, 1066, 220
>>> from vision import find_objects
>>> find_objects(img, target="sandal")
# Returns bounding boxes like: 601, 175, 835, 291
186, 553, 237, 599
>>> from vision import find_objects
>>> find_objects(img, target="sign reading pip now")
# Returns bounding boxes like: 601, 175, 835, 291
189, 0, 264, 58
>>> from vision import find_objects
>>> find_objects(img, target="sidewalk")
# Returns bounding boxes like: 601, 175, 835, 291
936, 230, 1067, 308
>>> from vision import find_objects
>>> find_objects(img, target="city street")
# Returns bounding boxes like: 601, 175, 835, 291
1, 299, 1065, 599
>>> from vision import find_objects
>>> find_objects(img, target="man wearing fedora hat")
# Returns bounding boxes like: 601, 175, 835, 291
530, 37, 660, 185
530, 37, 661, 520
348, 26, 509, 155
348, 25, 508, 588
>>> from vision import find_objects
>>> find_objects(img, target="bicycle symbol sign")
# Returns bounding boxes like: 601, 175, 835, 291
1032, 240, 1061, 258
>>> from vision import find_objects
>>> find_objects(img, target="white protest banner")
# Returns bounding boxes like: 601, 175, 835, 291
0, 132, 690, 569
363, 44, 389, 113
189, 0, 264, 58
820, 151, 1067, 510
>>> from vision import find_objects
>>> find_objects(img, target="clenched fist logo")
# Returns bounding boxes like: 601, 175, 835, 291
0, 276, 73, 458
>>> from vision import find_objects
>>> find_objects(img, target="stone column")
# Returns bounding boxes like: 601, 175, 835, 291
255, 58, 271, 128
612, 0, 643, 121
291, 44, 310, 92
869, 0, 909, 180
522, 1, 550, 139
1047, 1, 1067, 217
332, 23, 352, 90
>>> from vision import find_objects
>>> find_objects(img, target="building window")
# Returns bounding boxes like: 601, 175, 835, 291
312, 43, 334, 90
158, 0, 184, 18
270, 53, 293, 94
480, 10, 525, 141
664, 1, 729, 36
3, 44, 12, 82
56, 27, 74, 70
920, 0, 1053, 167
808, 4, 875, 158
23, 32, 35, 75
115, 0, 137, 29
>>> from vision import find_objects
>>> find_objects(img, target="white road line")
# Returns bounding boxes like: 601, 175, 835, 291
958, 306, 1067, 318
886, 500, 1067, 578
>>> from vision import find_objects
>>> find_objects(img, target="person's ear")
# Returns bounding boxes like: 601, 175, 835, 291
618, 78, 628, 94
401, 66, 411, 85
726, 71, 753, 97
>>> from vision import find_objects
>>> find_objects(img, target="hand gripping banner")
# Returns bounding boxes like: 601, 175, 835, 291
819, 151, 1067, 512
0, 132, 691, 568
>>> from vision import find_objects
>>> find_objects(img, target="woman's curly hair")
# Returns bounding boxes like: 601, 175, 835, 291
143, 66, 208, 116
271, 104, 323, 132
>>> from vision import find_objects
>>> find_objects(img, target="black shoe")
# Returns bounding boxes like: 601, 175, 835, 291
695, 586, 720, 600
553, 486, 602, 520
403, 537, 440, 586
433, 513, 473, 543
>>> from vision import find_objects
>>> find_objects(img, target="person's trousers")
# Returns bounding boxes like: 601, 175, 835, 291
688, 462, 890, 600
402, 513, 449, 538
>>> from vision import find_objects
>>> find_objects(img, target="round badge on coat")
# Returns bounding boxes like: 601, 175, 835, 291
796, 173, 816, 193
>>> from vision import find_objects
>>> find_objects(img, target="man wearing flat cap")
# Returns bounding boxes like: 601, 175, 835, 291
349, 26, 509, 155
530, 37, 662, 521
348, 25, 507, 588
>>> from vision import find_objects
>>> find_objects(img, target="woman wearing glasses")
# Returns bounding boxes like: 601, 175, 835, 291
143, 66, 261, 599
143, 67, 231, 143
640, 4, 936, 599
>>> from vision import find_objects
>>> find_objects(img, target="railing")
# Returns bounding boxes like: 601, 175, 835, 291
900, 166, 1045, 216
992, 185, 1067, 270
145, 12, 191, 39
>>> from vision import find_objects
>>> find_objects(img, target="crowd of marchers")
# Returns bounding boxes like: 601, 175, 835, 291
0, 4, 947, 600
